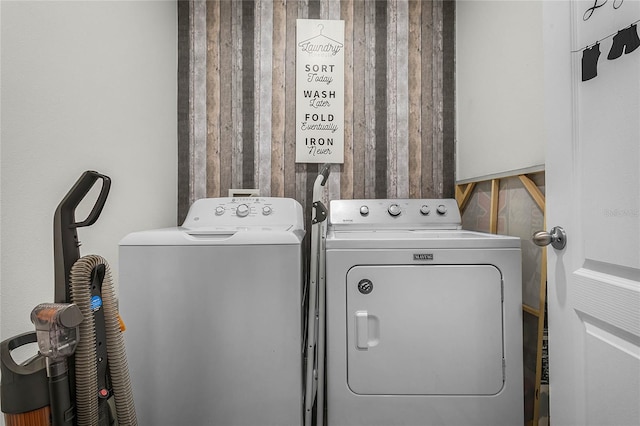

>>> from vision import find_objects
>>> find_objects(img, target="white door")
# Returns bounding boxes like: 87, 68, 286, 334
543, 1, 640, 425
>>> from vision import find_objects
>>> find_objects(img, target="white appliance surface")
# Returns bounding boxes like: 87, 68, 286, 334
119, 197, 305, 426
325, 199, 523, 426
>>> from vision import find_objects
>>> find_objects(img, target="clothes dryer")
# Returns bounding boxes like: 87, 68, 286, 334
324, 199, 523, 426
119, 197, 305, 426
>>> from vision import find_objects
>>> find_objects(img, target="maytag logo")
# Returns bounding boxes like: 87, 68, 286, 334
413, 253, 434, 261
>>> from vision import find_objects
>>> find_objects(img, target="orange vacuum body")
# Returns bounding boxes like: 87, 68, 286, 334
1, 332, 51, 426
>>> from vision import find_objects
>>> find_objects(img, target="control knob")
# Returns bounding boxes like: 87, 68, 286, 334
436, 204, 447, 215
388, 204, 401, 217
262, 206, 273, 216
215, 206, 225, 216
236, 204, 250, 217
360, 205, 370, 216
420, 205, 431, 216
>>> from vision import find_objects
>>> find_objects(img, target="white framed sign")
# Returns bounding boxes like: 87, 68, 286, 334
296, 19, 345, 164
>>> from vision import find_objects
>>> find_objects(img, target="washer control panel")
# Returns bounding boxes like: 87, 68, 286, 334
182, 197, 303, 229
329, 199, 462, 230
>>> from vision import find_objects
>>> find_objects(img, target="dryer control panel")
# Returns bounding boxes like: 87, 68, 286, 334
329, 199, 462, 230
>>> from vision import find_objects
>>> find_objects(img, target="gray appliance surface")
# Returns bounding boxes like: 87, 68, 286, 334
325, 199, 523, 426
119, 197, 305, 426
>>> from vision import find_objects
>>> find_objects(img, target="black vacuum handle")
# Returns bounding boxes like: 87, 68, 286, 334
54, 171, 111, 303
61, 171, 111, 228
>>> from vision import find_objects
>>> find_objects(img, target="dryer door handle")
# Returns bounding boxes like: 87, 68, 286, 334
356, 311, 369, 349
355, 311, 380, 350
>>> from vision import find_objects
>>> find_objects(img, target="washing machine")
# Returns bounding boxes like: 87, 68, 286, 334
119, 197, 305, 426
324, 199, 523, 426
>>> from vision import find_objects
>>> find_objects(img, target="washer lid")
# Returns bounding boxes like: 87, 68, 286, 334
120, 197, 305, 246
119, 226, 304, 246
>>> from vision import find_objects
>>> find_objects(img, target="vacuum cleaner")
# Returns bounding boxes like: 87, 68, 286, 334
1, 170, 137, 426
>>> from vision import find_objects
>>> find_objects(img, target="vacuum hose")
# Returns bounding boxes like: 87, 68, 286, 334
70, 255, 137, 426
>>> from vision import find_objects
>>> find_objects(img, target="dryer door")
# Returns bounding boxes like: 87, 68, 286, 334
346, 264, 504, 395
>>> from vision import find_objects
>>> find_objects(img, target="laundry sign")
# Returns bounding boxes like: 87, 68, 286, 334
296, 19, 344, 164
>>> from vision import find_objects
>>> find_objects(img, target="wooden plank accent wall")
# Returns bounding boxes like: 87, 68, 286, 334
177, 0, 455, 224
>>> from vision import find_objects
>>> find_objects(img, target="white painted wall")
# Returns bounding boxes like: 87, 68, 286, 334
0, 0, 177, 393
456, 0, 546, 182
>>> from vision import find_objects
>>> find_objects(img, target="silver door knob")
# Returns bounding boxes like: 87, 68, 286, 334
532, 226, 567, 250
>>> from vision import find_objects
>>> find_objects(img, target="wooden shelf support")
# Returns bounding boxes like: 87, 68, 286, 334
489, 179, 499, 234
455, 182, 476, 213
